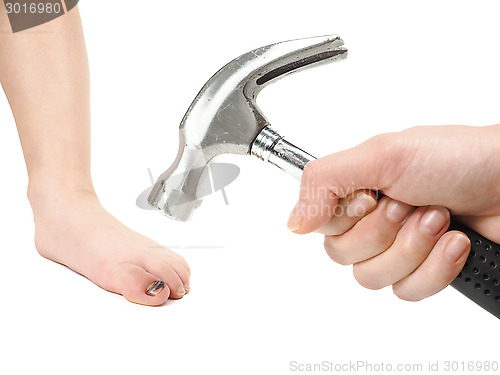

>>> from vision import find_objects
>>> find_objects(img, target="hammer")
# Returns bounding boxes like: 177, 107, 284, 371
148, 35, 500, 319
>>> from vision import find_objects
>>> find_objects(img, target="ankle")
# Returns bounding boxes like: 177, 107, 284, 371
27, 179, 98, 215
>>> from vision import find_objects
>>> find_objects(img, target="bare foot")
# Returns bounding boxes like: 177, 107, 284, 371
28, 188, 190, 306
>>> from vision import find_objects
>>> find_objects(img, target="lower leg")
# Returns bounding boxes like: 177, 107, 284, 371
0, 6, 189, 305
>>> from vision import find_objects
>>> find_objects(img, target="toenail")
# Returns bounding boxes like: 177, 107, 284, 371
146, 280, 166, 296
178, 286, 186, 296
184, 284, 190, 293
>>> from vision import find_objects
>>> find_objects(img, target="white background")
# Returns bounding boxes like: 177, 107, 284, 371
1, 1, 500, 374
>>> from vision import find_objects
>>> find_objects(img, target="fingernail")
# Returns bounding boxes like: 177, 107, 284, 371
146, 280, 165, 296
346, 194, 377, 217
386, 200, 412, 223
445, 233, 470, 262
419, 206, 449, 236
287, 200, 306, 232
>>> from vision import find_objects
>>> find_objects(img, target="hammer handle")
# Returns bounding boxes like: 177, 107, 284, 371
253, 126, 500, 318
448, 222, 500, 318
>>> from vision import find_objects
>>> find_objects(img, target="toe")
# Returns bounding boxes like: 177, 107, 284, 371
143, 259, 187, 299
110, 263, 170, 306
164, 253, 191, 293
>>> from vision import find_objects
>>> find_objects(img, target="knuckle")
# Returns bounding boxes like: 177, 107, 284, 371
392, 284, 422, 302
323, 225, 344, 236
397, 237, 426, 264
369, 133, 399, 161
327, 252, 353, 266
368, 132, 411, 187
428, 263, 459, 290
324, 237, 354, 266
370, 132, 391, 147
352, 264, 384, 290
367, 228, 394, 253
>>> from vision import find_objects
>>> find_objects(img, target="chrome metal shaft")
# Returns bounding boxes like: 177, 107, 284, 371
251, 126, 316, 180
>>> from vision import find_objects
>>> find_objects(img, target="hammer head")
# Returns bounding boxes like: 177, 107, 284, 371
148, 35, 347, 221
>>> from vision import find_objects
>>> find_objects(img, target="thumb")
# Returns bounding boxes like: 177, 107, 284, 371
287, 135, 391, 234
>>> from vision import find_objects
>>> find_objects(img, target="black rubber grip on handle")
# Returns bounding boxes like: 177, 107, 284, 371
450, 220, 500, 319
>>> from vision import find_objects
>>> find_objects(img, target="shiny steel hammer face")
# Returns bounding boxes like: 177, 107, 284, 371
148, 35, 347, 221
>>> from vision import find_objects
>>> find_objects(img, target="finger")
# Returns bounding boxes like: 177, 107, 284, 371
392, 231, 470, 301
324, 197, 413, 265
316, 190, 378, 236
352, 206, 450, 290
287, 162, 338, 234
288, 134, 395, 234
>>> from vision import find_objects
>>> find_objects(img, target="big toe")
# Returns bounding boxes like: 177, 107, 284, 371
110, 263, 170, 306
142, 256, 190, 300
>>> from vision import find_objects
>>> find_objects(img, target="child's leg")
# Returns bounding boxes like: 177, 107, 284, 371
0, 6, 189, 305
